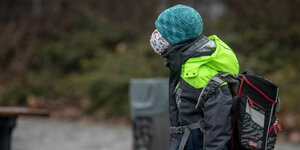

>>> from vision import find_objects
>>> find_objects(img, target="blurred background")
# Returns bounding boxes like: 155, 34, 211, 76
0, 0, 299, 149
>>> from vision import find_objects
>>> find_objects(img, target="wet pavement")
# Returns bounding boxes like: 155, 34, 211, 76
12, 117, 299, 150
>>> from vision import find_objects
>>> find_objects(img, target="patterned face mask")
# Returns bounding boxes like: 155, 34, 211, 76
150, 29, 170, 55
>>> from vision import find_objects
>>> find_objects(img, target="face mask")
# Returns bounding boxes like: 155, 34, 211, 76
150, 29, 170, 55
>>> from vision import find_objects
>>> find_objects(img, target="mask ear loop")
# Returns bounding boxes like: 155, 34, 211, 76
150, 29, 170, 55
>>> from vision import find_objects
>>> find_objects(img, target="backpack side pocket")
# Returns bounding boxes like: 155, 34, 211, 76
237, 96, 266, 149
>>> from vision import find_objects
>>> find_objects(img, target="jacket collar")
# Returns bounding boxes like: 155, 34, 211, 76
162, 35, 208, 67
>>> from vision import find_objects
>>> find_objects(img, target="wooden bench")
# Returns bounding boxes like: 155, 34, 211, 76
0, 107, 49, 150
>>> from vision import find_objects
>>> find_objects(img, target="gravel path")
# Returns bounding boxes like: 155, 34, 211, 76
12, 117, 299, 150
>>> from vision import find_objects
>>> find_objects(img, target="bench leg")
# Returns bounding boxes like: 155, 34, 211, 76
0, 117, 17, 150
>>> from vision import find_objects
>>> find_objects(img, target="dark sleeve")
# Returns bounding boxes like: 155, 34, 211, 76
203, 85, 232, 150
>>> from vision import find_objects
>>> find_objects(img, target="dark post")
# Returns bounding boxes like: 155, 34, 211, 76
0, 117, 17, 150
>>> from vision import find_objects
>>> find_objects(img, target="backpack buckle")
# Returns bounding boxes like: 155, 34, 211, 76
170, 126, 184, 134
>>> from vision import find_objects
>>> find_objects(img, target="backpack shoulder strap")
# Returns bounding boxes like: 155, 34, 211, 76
195, 72, 240, 111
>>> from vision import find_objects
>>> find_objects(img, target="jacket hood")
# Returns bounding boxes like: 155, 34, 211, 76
180, 35, 240, 88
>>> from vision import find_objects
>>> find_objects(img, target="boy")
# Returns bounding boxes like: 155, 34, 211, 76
150, 4, 239, 150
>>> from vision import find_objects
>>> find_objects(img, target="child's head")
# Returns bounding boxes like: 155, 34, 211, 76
150, 4, 203, 55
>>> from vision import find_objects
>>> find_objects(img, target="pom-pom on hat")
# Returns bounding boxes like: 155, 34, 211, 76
155, 4, 203, 45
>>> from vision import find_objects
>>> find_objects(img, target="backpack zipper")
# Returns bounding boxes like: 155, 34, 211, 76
264, 88, 279, 149
248, 98, 265, 110
268, 118, 281, 135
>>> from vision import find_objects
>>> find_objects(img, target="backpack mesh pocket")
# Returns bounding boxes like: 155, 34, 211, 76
239, 97, 265, 149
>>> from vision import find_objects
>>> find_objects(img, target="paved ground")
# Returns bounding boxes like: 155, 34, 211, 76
12, 117, 299, 150
12, 117, 132, 150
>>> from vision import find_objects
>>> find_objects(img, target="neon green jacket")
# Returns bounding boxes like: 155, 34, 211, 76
181, 35, 239, 88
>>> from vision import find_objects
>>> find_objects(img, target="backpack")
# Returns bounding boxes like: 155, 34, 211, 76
195, 71, 281, 150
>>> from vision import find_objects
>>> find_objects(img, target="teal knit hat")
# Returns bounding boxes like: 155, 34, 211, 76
155, 4, 203, 45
